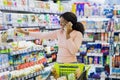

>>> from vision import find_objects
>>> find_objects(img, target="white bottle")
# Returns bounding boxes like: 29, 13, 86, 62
100, 72, 107, 80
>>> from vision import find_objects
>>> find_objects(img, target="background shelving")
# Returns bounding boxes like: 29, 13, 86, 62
75, 3, 113, 78
0, 0, 120, 80
0, 0, 61, 79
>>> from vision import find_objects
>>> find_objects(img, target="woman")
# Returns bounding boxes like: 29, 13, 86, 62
17, 12, 85, 63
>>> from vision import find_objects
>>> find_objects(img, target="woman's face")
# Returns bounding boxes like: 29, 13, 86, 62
60, 17, 68, 29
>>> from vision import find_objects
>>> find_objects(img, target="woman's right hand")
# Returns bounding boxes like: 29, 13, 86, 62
16, 28, 29, 35
16, 28, 24, 33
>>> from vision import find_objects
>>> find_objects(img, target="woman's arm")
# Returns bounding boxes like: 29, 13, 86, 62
16, 28, 58, 40
29, 30, 58, 40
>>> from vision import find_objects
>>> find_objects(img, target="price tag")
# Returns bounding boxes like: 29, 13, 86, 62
11, 7, 14, 10
22, 50, 25, 53
2, 6, 5, 10
30, 8, 33, 12
8, 67, 11, 71
38, 9, 40, 13
0, 6, 2, 9
33, 73, 36, 76
28, 49, 31, 52
0, 69, 3, 73
101, 29, 105, 32
28, 74, 31, 78
3, 68, 7, 72
17, 51, 20, 55
34, 8, 36, 12
4, 6, 7, 10
18, 78, 21, 80
25, 75, 28, 79
7, 6, 10, 10
37, 72, 39, 75
30, 73, 33, 77
22, 77, 24, 80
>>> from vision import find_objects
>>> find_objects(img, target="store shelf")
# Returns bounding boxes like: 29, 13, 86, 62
0, 66, 15, 73
112, 68, 120, 74
87, 53, 103, 57
96, 29, 106, 33
95, 41, 109, 44
109, 75, 120, 79
78, 17, 110, 21
45, 28, 60, 30
85, 29, 96, 33
0, 6, 61, 14
12, 66, 52, 80
2, 25, 45, 29
7, 36, 38, 42
89, 64, 104, 68
114, 30, 120, 33
83, 38, 93, 42
11, 70, 40, 80
1, 25, 60, 30
0, 28, 8, 31
114, 42, 120, 44
10, 47, 43, 56
15, 26, 45, 28
85, 29, 106, 33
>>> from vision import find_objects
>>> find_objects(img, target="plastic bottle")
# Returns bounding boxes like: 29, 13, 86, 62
94, 57, 98, 64
71, 3, 76, 14
100, 72, 107, 80
84, 4, 89, 17
12, 0, 17, 7
92, 3, 98, 16
106, 56, 110, 65
3, 0, 8, 6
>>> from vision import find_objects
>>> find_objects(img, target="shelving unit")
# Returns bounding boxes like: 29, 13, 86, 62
98, 4, 120, 79
77, 18, 111, 79
0, 0, 61, 79
109, 16, 120, 79
0, 6, 62, 14
74, 3, 114, 79
0, 0, 120, 80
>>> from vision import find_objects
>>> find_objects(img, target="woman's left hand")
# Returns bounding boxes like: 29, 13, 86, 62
65, 22, 73, 39
65, 22, 73, 34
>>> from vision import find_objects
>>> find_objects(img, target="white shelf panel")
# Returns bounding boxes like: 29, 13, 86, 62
114, 42, 120, 44
0, 6, 62, 14
83, 38, 93, 42
8, 36, 38, 42
87, 53, 103, 56
114, 30, 120, 32
85, 29, 106, 33
78, 17, 110, 21
112, 68, 120, 74
95, 41, 109, 44
109, 75, 120, 79
10, 47, 43, 56
85, 29, 96, 33
96, 29, 106, 33
76, 52, 80, 56
89, 64, 103, 68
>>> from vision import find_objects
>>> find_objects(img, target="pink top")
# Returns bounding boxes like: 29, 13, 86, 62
29, 29, 83, 63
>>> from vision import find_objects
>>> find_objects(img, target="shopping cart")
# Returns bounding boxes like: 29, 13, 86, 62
53, 63, 91, 80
